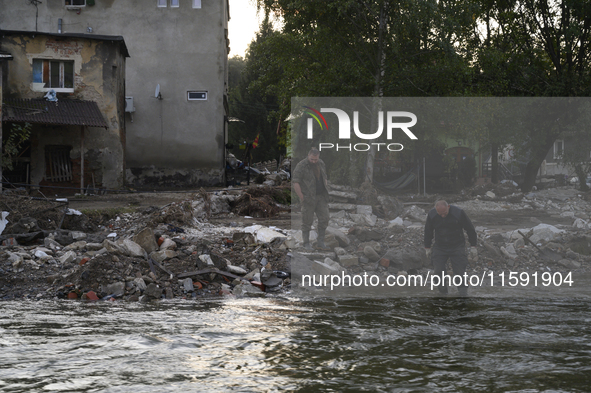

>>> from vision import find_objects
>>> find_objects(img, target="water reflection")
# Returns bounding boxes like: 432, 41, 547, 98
0, 297, 590, 392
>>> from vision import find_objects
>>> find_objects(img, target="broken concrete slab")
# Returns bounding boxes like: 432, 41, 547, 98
133, 227, 159, 253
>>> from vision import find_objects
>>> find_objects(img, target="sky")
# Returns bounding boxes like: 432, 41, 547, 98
228, 0, 262, 58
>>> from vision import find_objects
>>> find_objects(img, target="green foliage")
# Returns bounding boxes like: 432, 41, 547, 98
227, 17, 285, 164
272, 187, 291, 205
248, 0, 591, 191
2, 123, 32, 171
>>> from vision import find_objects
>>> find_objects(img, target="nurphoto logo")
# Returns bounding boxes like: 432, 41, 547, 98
304, 106, 418, 152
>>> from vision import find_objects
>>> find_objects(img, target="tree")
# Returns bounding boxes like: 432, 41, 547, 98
226, 17, 284, 164
256, 0, 477, 185
473, 0, 591, 192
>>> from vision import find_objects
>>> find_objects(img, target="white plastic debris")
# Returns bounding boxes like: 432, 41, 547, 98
0, 211, 9, 235
66, 208, 83, 216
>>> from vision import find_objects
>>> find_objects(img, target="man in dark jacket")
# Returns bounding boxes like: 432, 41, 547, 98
293, 148, 330, 250
424, 200, 477, 296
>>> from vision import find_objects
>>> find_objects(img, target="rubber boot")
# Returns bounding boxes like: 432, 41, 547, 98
302, 231, 313, 250
315, 229, 330, 251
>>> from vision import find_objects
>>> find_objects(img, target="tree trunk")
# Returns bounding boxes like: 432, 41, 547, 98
521, 128, 561, 192
364, 1, 387, 184
575, 164, 589, 191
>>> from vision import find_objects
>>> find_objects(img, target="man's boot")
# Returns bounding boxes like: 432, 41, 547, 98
315, 229, 330, 251
302, 231, 313, 250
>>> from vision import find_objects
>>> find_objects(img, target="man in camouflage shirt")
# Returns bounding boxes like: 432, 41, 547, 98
293, 148, 330, 250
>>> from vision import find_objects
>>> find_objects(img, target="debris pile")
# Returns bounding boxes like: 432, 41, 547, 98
1, 183, 590, 301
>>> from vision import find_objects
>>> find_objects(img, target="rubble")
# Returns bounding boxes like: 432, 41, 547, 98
1, 181, 590, 302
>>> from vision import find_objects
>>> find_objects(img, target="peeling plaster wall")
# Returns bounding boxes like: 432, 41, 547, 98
0, 0, 229, 188
0, 33, 126, 189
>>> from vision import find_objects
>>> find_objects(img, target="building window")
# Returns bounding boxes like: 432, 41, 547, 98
171, 0, 179, 7
32, 59, 74, 92
65, 0, 86, 7
157, 0, 167, 7
188, 91, 207, 100
553, 139, 564, 159
192, 0, 202, 9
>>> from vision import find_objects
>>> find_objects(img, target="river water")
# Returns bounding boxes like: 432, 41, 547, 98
1, 296, 590, 392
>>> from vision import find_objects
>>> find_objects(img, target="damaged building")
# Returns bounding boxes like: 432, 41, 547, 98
0, 29, 129, 193
0, 1, 230, 189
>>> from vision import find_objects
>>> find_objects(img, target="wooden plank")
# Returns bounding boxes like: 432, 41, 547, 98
149, 258, 174, 276
177, 268, 249, 281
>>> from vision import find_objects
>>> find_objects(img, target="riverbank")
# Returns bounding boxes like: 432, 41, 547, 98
1, 181, 590, 301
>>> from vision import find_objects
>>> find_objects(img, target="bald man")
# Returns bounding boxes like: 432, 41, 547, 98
424, 200, 477, 296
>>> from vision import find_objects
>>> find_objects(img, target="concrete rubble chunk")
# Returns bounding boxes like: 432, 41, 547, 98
311, 259, 340, 275
244, 268, 260, 281
34, 250, 51, 260
106, 282, 125, 297
85, 242, 104, 251
165, 288, 174, 299
501, 244, 518, 260
44, 237, 62, 251
388, 217, 404, 227
328, 203, 357, 211
133, 227, 159, 253
226, 265, 248, 275
323, 257, 342, 271
483, 241, 502, 258
59, 250, 77, 264
64, 241, 87, 251
71, 231, 87, 240
573, 218, 589, 229
8, 252, 23, 264
364, 246, 380, 262
356, 205, 373, 215
233, 232, 256, 244
330, 210, 347, 219
382, 249, 425, 271
262, 273, 283, 288
144, 283, 162, 299
120, 238, 148, 258
333, 247, 347, 256
199, 254, 215, 266
350, 213, 378, 227
326, 227, 350, 247
403, 205, 427, 222
150, 250, 177, 263
134, 278, 147, 291
159, 238, 177, 251
182, 278, 194, 292
337, 254, 358, 267
233, 282, 266, 298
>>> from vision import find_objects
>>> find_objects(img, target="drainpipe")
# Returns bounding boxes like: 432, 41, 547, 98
58, 19, 62, 34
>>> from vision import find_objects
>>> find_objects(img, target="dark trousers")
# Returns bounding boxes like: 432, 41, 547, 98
301, 196, 329, 234
432, 245, 469, 295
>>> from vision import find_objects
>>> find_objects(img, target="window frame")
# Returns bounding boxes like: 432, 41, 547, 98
171, 0, 179, 7
187, 91, 208, 101
192, 0, 202, 9
157, 0, 167, 7
65, 0, 86, 8
32, 59, 75, 93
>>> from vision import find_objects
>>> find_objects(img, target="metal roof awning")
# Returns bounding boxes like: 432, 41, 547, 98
2, 98, 108, 128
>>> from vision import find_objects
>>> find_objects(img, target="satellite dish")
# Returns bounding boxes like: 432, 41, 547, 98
155, 84, 162, 100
